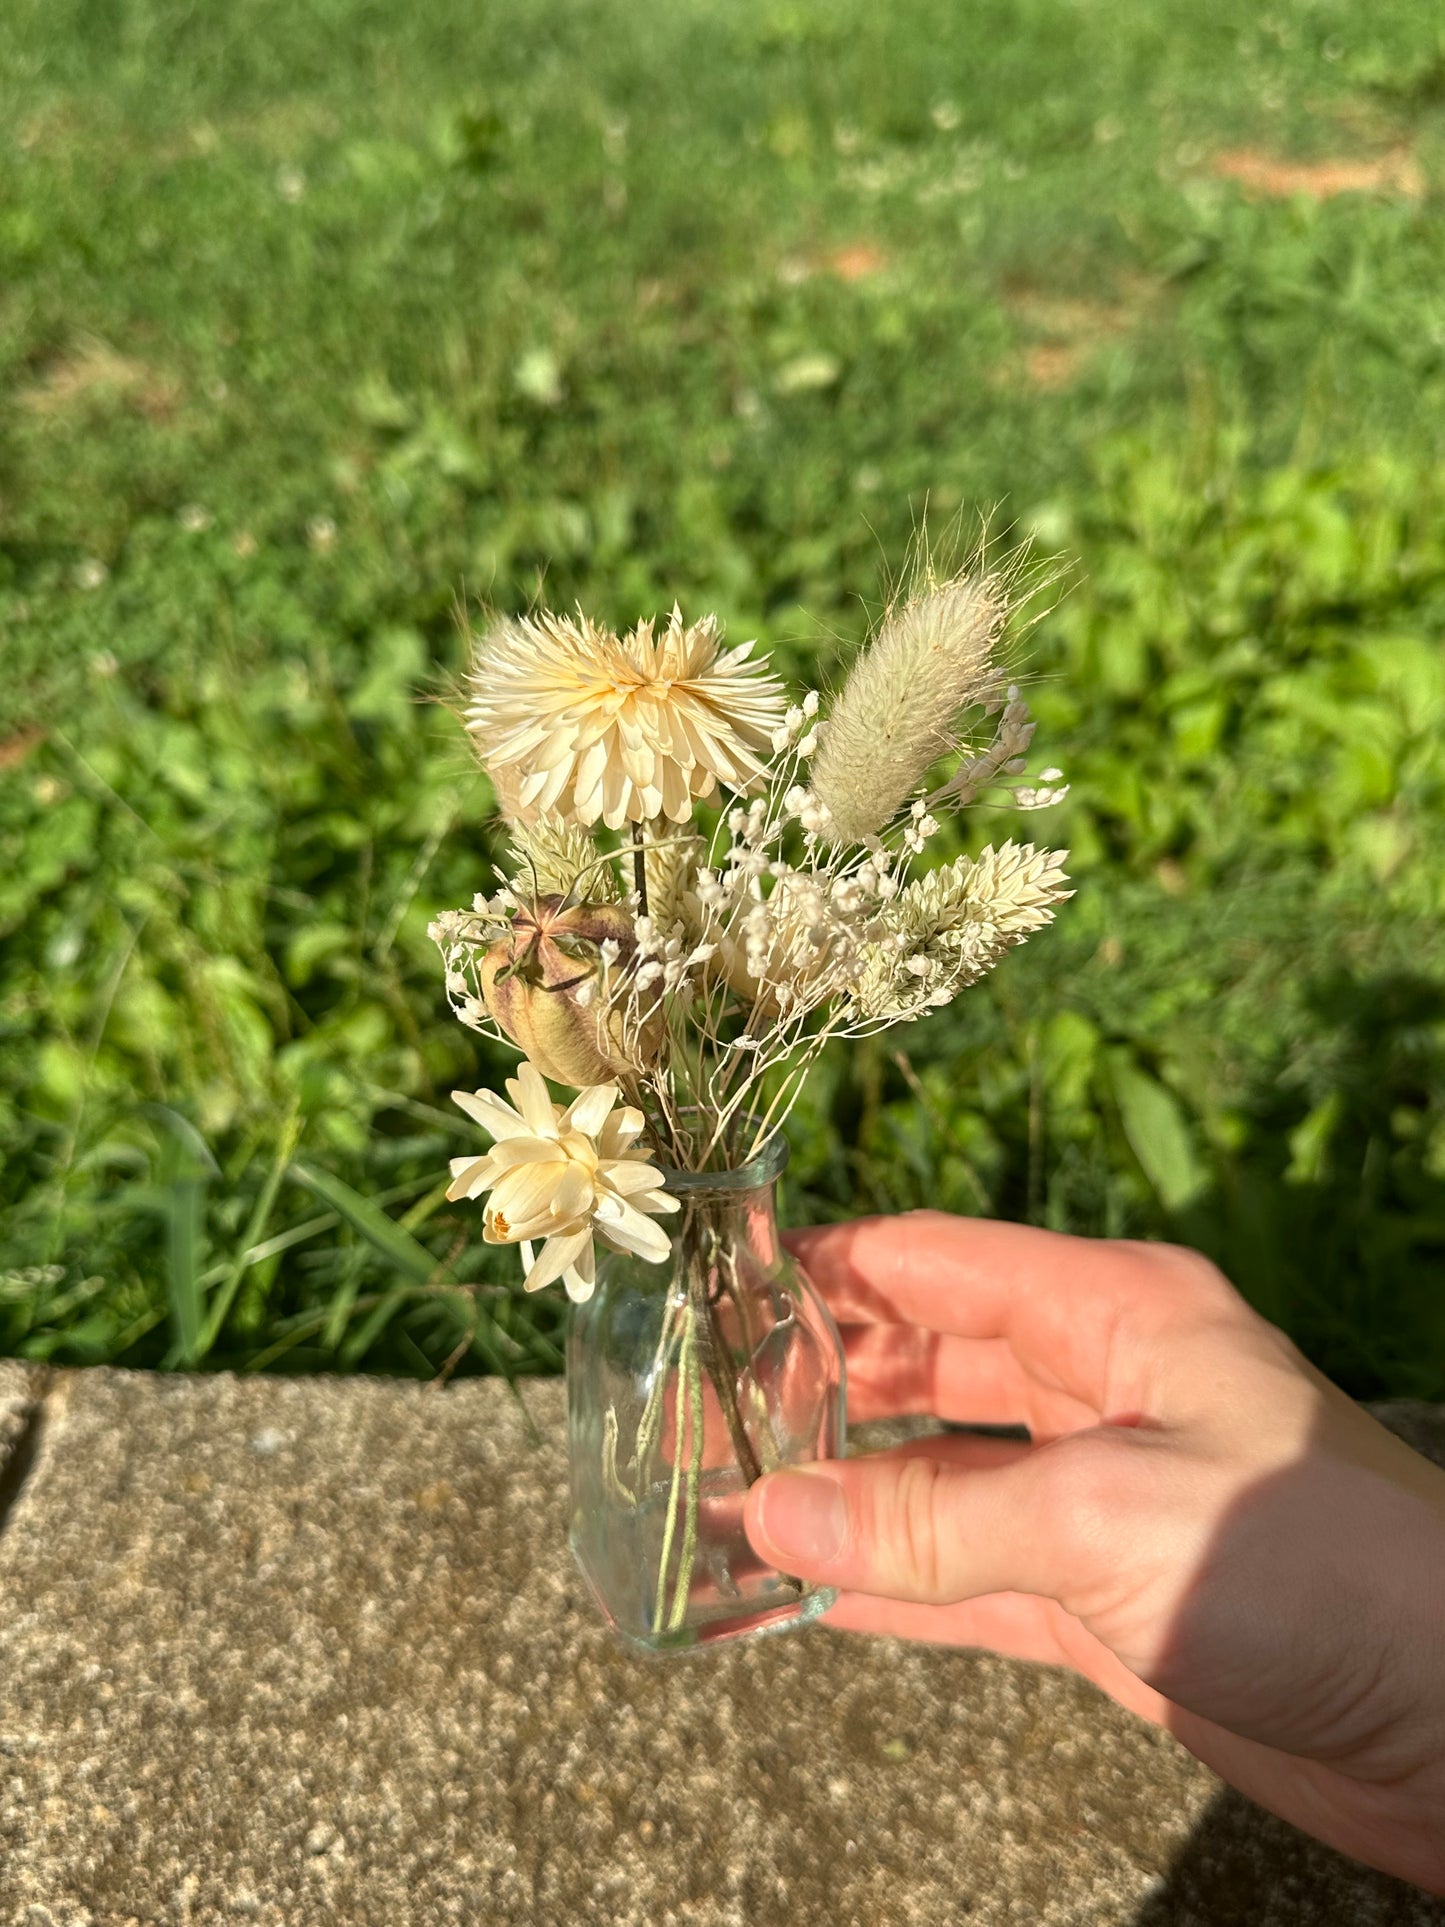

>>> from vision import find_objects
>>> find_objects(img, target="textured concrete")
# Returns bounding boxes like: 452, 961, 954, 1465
0, 1365, 1438, 1927
1372, 1400, 1445, 1468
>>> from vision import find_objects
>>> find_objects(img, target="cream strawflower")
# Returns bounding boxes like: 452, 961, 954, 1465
466, 606, 786, 829
446, 1063, 678, 1302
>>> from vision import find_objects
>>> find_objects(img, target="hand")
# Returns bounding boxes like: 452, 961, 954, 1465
742, 1212, 1445, 1893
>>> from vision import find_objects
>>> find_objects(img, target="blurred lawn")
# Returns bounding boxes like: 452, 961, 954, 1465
2, 0, 1445, 1393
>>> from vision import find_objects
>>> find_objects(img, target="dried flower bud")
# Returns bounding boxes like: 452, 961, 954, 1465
480, 896, 659, 1087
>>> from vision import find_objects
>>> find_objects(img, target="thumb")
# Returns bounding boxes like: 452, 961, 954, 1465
744, 1434, 1113, 1608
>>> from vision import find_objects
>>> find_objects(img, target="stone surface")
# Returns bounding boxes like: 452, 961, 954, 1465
0, 1369, 1437, 1927
1371, 1400, 1445, 1468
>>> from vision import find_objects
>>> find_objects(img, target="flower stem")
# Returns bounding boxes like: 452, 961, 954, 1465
668, 1325, 705, 1631
652, 1304, 694, 1634
645, 1212, 786, 1639
691, 1218, 762, 1489
631, 821, 649, 916
633, 1285, 681, 1489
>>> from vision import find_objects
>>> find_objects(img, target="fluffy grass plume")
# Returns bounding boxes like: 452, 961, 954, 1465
810, 563, 1010, 844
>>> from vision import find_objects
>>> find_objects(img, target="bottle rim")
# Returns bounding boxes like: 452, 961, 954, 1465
657, 1122, 789, 1196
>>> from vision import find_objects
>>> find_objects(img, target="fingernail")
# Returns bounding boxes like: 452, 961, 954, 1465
758, 1469, 848, 1564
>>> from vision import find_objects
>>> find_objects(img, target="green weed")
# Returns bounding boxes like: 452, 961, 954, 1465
2, 0, 1443, 1391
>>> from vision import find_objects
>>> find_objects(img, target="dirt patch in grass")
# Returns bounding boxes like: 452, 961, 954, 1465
998, 282, 1152, 392
17, 338, 181, 421
774, 242, 890, 288
826, 242, 888, 283
0, 727, 46, 771
1208, 145, 1425, 201
1018, 341, 1090, 391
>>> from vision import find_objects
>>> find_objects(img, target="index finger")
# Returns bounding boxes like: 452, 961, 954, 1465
785, 1211, 1167, 1413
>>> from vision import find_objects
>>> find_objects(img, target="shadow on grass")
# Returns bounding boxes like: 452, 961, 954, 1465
1122, 966, 1445, 1406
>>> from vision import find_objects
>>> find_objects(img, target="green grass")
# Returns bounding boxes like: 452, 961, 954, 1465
2, 0, 1445, 1394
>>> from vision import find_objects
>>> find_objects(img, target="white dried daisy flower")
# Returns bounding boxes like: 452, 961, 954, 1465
853, 840, 1071, 1019
446, 1064, 678, 1302
466, 606, 786, 829
811, 570, 1008, 844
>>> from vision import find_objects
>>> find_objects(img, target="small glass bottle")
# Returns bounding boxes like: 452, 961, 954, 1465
567, 1134, 846, 1653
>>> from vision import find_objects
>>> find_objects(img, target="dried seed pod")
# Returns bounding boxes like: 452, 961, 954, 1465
480, 897, 658, 1087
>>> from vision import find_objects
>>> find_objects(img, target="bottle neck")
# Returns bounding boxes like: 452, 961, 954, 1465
667, 1179, 781, 1269
659, 1135, 788, 1273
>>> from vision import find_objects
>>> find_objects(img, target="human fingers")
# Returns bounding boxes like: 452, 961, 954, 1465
850, 1429, 1035, 1475
745, 1427, 1138, 1609
824, 1585, 1067, 1657
789, 1213, 1241, 1414
822, 1589, 1173, 1728
839, 1322, 1099, 1434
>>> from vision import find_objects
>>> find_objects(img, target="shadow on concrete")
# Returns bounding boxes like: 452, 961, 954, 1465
1131, 1785, 1445, 1925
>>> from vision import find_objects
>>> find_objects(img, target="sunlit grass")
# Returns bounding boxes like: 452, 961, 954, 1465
2, 0, 1444, 1391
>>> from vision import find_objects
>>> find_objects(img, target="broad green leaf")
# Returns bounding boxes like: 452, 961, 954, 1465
1286, 1094, 1343, 1187
1038, 1011, 1099, 1116
145, 1108, 219, 1367
1109, 1057, 1208, 1214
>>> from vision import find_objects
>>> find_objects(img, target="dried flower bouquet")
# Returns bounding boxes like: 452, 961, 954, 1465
429, 548, 1071, 1648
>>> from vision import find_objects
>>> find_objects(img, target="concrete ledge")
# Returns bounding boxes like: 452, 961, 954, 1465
1371, 1400, 1445, 1466
0, 1369, 1440, 1926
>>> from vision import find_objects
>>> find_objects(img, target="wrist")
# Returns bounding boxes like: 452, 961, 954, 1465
1314, 1416, 1445, 1892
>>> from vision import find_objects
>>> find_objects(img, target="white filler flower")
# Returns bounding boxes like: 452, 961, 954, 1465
446, 1063, 677, 1301
466, 607, 785, 828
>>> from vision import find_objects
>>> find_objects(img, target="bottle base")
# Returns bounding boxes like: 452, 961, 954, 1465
569, 1523, 837, 1656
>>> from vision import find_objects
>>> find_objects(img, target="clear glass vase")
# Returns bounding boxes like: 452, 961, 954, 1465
566, 1133, 846, 1654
